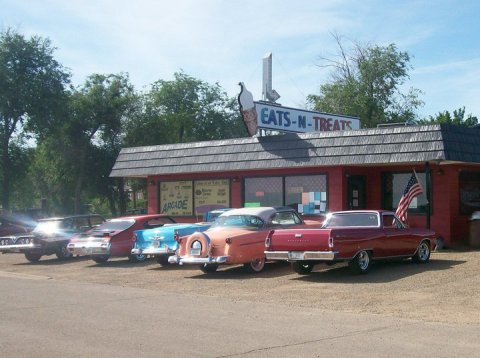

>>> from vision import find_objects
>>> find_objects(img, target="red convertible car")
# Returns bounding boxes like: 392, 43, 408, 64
67, 214, 176, 263
264, 210, 437, 274
168, 206, 321, 273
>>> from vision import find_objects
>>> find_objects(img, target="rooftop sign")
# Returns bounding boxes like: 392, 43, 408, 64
238, 82, 360, 136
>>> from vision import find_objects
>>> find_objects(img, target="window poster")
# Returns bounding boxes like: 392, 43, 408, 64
298, 191, 325, 214
194, 179, 230, 214
160, 181, 193, 216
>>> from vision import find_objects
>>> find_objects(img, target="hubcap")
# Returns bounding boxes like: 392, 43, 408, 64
419, 243, 429, 260
251, 258, 265, 271
358, 251, 369, 270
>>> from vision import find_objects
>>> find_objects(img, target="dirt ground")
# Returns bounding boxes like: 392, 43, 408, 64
1, 249, 479, 325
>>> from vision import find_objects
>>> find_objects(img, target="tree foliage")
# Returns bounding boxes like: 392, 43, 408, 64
416, 107, 478, 127
124, 71, 245, 146
0, 28, 70, 210
308, 33, 424, 128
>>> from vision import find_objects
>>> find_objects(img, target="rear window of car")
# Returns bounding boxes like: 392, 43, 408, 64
211, 215, 264, 229
94, 219, 135, 231
144, 217, 175, 228
322, 213, 379, 228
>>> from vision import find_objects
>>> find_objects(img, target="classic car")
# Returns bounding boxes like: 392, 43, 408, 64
130, 209, 226, 265
264, 210, 437, 274
0, 214, 37, 237
67, 214, 176, 263
131, 222, 212, 265
168, 206, 321, 273
0, 214, 106, 262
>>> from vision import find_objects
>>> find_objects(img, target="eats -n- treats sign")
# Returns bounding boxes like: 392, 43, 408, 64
256, 102, 360, 133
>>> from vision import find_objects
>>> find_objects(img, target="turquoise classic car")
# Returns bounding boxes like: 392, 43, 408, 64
131, 223, 211, 265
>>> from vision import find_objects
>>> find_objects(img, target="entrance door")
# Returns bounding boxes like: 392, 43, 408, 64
347, 176, 366, 210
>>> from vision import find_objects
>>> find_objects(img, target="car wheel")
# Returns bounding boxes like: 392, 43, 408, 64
56, 244, 73, 260
243, 257, 266, 273
156, 254, 170, 266
412, 241, 430, 263
349, 250, 371, 274
199, 264, 218, 273
292, 261, 314, 275
24, 252, 42, 263
92, 255, 109, 264
128, 253, 147, 263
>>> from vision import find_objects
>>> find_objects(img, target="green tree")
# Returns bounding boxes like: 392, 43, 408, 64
124, 71, 245, 146
31, 73, 138, 215
0, 28, 70, 210
416, 107, 478, 127
308, 33, 423, 128
67, 73, 138, 214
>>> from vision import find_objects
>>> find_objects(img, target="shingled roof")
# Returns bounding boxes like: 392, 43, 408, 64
110, 124, 480, 178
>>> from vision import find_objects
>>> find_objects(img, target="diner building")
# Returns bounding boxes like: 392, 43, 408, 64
110, 124, 480, 248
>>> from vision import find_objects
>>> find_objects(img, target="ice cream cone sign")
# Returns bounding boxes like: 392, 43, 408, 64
238, 82, 258, 137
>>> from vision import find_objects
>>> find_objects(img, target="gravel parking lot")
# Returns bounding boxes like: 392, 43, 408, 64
1, 250, 479, 325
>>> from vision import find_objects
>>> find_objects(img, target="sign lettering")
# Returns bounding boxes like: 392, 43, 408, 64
254, 102, 360, 133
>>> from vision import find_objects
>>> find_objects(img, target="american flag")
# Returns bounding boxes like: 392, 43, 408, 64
395, 171, 424, 222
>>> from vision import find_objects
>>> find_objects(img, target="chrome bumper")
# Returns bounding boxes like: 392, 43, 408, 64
264, 250, 337, 261
0, 243, 41, 253
67, 242, 111, 256
131, 247, 175, 255
168, 255, 228, 265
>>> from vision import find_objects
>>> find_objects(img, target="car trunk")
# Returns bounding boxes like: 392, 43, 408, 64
269, 229, 333, 251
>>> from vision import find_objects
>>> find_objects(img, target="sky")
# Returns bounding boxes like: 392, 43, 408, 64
2, 0, 480, 119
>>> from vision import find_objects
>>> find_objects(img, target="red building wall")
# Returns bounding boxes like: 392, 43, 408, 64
146, 164, 476, 247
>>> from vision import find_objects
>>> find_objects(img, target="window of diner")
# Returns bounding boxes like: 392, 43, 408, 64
459, 171, 480, 215
244, 177, 283, 207
382, 172, 429, 214
285, 175, 327, 215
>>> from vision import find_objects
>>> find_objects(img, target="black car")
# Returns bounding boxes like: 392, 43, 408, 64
0, 214, 105, 262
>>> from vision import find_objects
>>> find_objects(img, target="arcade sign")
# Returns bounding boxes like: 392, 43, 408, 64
238, 82, 360, 136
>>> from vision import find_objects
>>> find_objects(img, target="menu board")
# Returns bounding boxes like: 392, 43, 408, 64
160, 181, 193, 216
194, 179, 230, 214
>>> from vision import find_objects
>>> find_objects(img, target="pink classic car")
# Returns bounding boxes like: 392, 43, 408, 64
168, 207, 321, 273
264, 210, 437, 274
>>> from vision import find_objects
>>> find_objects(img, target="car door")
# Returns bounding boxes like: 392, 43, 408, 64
382, 213, 415, 256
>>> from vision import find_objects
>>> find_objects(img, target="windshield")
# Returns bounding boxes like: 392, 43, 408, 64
92, 219, 135, 232
210, 215, 264, 229
322, 213, 379, 228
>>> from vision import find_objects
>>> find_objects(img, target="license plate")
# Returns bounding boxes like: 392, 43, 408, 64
190, 248, 201, 256
152, 241, 159, 248
289, 252, 304, 260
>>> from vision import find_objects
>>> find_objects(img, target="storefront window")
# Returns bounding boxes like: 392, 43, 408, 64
244, 177, 283, 207
244, 175, 327, 214
285, 175, 327, 214
459, 171, 480, 215
160, 181, 193, 216
382, 172, 428, 214
160, 179, 231, 216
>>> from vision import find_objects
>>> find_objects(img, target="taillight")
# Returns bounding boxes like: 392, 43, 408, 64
328, 236, 334, 248
102, 233, 111, 244
174, 230, 182, 243
132, 234, 137, 242
265, 230, 274, 248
